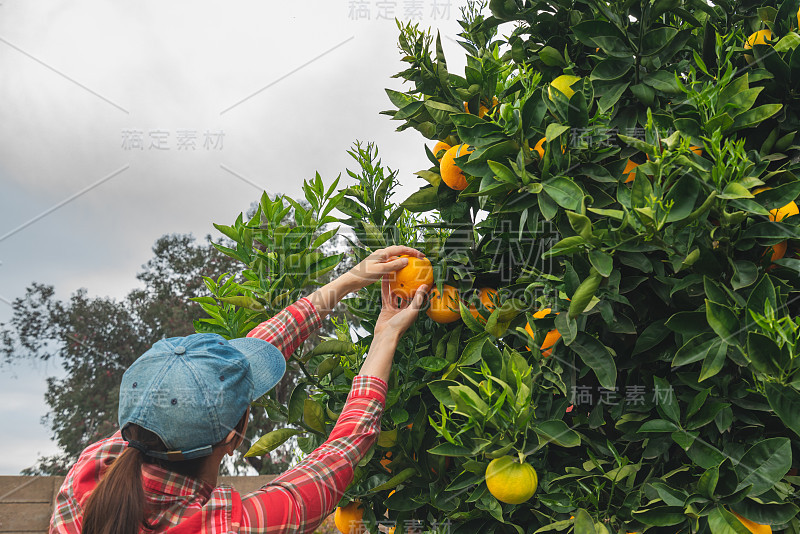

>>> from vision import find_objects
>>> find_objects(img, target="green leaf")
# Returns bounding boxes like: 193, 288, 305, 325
555, 312, 578, 346
664, 175, 701, 222
573, 509, 597, 534
705, 299, 739, 345
488, 160, 519, 184
698, 342, 727, 382
534, 420, 581, 447
729, 104, 782, 132
460, 301, 485, 333
633, 320, 670, 356
244, 428, 305, 457
303, 398, 326, 433
707, 507, 752, 534
542, 178, 584, 210
287, 383, 306, 424
765, 383, 800, 439
569, 268, 603, 319
746, 332, 782, 375
417, 356, 449, 372
731, 261, 758, 290
307, 340, 356, 358
539, 46, 566, 66
654, 376, 680, 422
735, 438, 792, 496
428, 442, 474, 456
370, 467, 417, 492
638, 419, 680, 432
545, 123, 571, 142
218, 296, 265, 311
632, 506, 686, 526
401, 186, 439, 212
570, 332, 617, 389
588, 250, 613, 277
428, 380, 459, 409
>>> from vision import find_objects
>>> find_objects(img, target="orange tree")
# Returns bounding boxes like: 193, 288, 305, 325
201, 0, 800, 532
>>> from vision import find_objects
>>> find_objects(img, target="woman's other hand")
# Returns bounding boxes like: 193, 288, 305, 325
374, 278, 427, 341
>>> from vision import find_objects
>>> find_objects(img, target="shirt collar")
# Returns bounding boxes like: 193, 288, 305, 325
141, 461, 215, 500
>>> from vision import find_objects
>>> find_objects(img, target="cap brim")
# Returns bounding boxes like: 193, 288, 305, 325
228, 337, 286, 400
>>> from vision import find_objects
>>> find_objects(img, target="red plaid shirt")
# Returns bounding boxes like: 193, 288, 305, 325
50, 297, 387, 533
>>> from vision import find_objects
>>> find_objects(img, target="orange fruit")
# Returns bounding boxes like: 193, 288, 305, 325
440, 144, 475, 190
464, 97, 499, 118
531, 137, 565, 158
548, 75, 581, 101
732, 511, 772, 534
766, 240, 787, 261
485, 456, 538, 504
524, 308, 562, 357
334, 501, 365, 534
771, 202, 799, 222
744, 29, 772, 63
380, 451, 393, 471
623, 159, 639, 183
751, 187, 798, 222
427, 284, 461, 323
533, 138, 545, 159
432, 141, 451, 160
388, 255, 433, 300
469, 287, 498, 323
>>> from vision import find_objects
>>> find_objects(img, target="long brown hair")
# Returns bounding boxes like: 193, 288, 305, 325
81, 410, 248, 534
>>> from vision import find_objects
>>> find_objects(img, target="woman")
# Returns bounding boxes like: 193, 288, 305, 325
49, 246, 428, 534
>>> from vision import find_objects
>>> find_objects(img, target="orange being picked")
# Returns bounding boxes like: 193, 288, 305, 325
485, 456, 538, 504
432, 141, 451, 160
469, 287, 498, 323
440, 144, 475, 190
524, 308, 562, 357
623, 159, 639, 183
732, 511, 772, 534
427, 284, 461, 323
334, 501, 365, 534
388, 255, 433, 300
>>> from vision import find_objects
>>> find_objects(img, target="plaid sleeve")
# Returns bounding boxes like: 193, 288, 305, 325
240, 375, 388, 534
246, 297, 322, 360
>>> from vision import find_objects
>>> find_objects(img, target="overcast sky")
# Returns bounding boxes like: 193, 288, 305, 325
0, 1, 474, 474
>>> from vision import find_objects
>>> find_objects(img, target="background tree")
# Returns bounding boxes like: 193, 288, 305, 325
0, 233, 312, 475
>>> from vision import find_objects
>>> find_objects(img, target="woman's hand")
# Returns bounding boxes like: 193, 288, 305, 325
308, 246, 425, 320
374, 278, 428, 340
358, 280, 427, 382
343, 246, 426, 292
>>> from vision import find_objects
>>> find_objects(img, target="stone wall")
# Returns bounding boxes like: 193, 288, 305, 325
0, 475, 276, 533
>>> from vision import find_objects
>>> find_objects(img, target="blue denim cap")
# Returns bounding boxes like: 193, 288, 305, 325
118, 333, 285, 460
